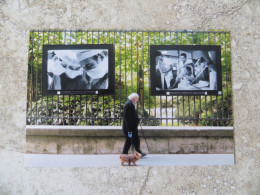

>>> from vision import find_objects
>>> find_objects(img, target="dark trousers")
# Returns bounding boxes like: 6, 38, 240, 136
122, 131, 142, 154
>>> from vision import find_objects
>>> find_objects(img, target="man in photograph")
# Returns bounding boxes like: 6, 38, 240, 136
77, 50, 109, 90
170, 52, 195, 89
155, 51, 177, 90
190, 50, 217, 90
190, 57, 209, 85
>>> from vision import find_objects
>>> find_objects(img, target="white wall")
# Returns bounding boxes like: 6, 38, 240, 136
0, 0, 259, 194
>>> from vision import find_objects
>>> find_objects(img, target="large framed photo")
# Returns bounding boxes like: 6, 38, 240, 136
42, 44, 115, 95
150, 45, 222, 96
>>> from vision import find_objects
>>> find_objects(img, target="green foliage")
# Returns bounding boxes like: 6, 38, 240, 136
27, 30, 232, 126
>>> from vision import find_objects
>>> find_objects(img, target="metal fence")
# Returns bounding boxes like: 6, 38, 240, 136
26, 30, 232, 126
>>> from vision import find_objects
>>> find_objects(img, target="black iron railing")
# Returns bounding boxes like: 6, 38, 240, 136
26, 30, 232, 126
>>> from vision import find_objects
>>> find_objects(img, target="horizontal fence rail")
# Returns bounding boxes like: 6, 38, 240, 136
26, 30, 232, 126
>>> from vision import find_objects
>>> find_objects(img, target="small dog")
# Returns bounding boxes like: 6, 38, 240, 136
120, 153, 141, 166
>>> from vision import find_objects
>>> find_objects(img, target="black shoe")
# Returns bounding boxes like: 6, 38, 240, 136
141, 153, 147, 157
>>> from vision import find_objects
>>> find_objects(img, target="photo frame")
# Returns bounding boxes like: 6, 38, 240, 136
150, 45, 222, 96
42, 44, 115, 95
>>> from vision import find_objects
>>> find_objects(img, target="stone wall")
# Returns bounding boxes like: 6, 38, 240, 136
0, 0, 259, 194
26, 126, 234, 154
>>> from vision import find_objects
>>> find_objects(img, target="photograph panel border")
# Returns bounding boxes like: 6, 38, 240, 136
150, 45, 222, 96
42, 44, 115, 96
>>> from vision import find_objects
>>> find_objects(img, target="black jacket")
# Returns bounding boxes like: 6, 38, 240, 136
122, 99, 139, 136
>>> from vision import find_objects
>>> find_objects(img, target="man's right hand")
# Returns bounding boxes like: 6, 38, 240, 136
128, 132, 132, 138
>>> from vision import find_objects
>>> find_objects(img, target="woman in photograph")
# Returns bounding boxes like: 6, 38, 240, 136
47, 51, 67, 90
53, 50, 84, 90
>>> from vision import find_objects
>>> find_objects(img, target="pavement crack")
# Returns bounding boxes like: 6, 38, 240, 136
200, 0, 252, 28
139, 167, 152, 195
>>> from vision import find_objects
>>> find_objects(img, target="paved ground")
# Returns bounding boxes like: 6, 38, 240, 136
25, 154, 234, 167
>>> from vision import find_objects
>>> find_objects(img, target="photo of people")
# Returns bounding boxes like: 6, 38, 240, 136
47, 49, 109, 91
154, 49, 218, 92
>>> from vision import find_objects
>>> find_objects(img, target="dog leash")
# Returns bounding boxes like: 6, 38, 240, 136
139, 120, 150, 153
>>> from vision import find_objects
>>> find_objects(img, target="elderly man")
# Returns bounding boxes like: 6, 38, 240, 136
122, 93, 147, 157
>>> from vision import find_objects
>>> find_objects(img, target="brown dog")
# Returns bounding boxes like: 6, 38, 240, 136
120, 153, 141, 166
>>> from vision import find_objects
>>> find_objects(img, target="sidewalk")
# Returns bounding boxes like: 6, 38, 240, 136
25, 154, 234, 167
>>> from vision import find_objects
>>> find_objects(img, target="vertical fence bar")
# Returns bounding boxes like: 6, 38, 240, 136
102, 31, 105, 125
56, 31, 60, 125
40, 31, 46, 124
136, 31, 139, 114
96, 30, 100, 125
28, 31, 34, 124
119, 31, 122, 124
213, 32, 219, 126
90, 30, 94, 125
107, 30, 111, 125
165, 31, 169, 126
148, 31, 151, 123
78, 31, 83, 125
85, 31, 89, 124
181, 32, 185, 125
169, 31, 173, 125
97, 30, 100, 125
153, 32, 157, 121
186, 32, 191, 125
39, 31, 44, 125
208, 32, 213, 125
42, 31, 46, 124
36, 31, 40, 125
202, 32, 208, 125
130, 31, 133, 93
224, 32, 229, 120
68, 31, 71, 125
158, 31, 161, 125
197, 32, 202, 125
220, 32, 224, 126
191, 32, 196, 125
50, 30, 54, 125
125, 31, 127, 101
176, 32, 180, 126
61, 31, 65, 125
113, 31, 116, 125
73, 31, 76, 125
53, 30, 58, 125
142, 31, 145, 118
158, 31, 160, 124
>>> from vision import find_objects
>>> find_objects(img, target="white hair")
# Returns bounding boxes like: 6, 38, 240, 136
128, 93, 139, 100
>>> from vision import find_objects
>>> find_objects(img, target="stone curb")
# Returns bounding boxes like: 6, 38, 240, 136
26, 125, 233, 137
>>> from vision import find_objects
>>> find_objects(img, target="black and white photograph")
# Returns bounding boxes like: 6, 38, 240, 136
42, 44, 115, 95
150, 45, 222, 95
